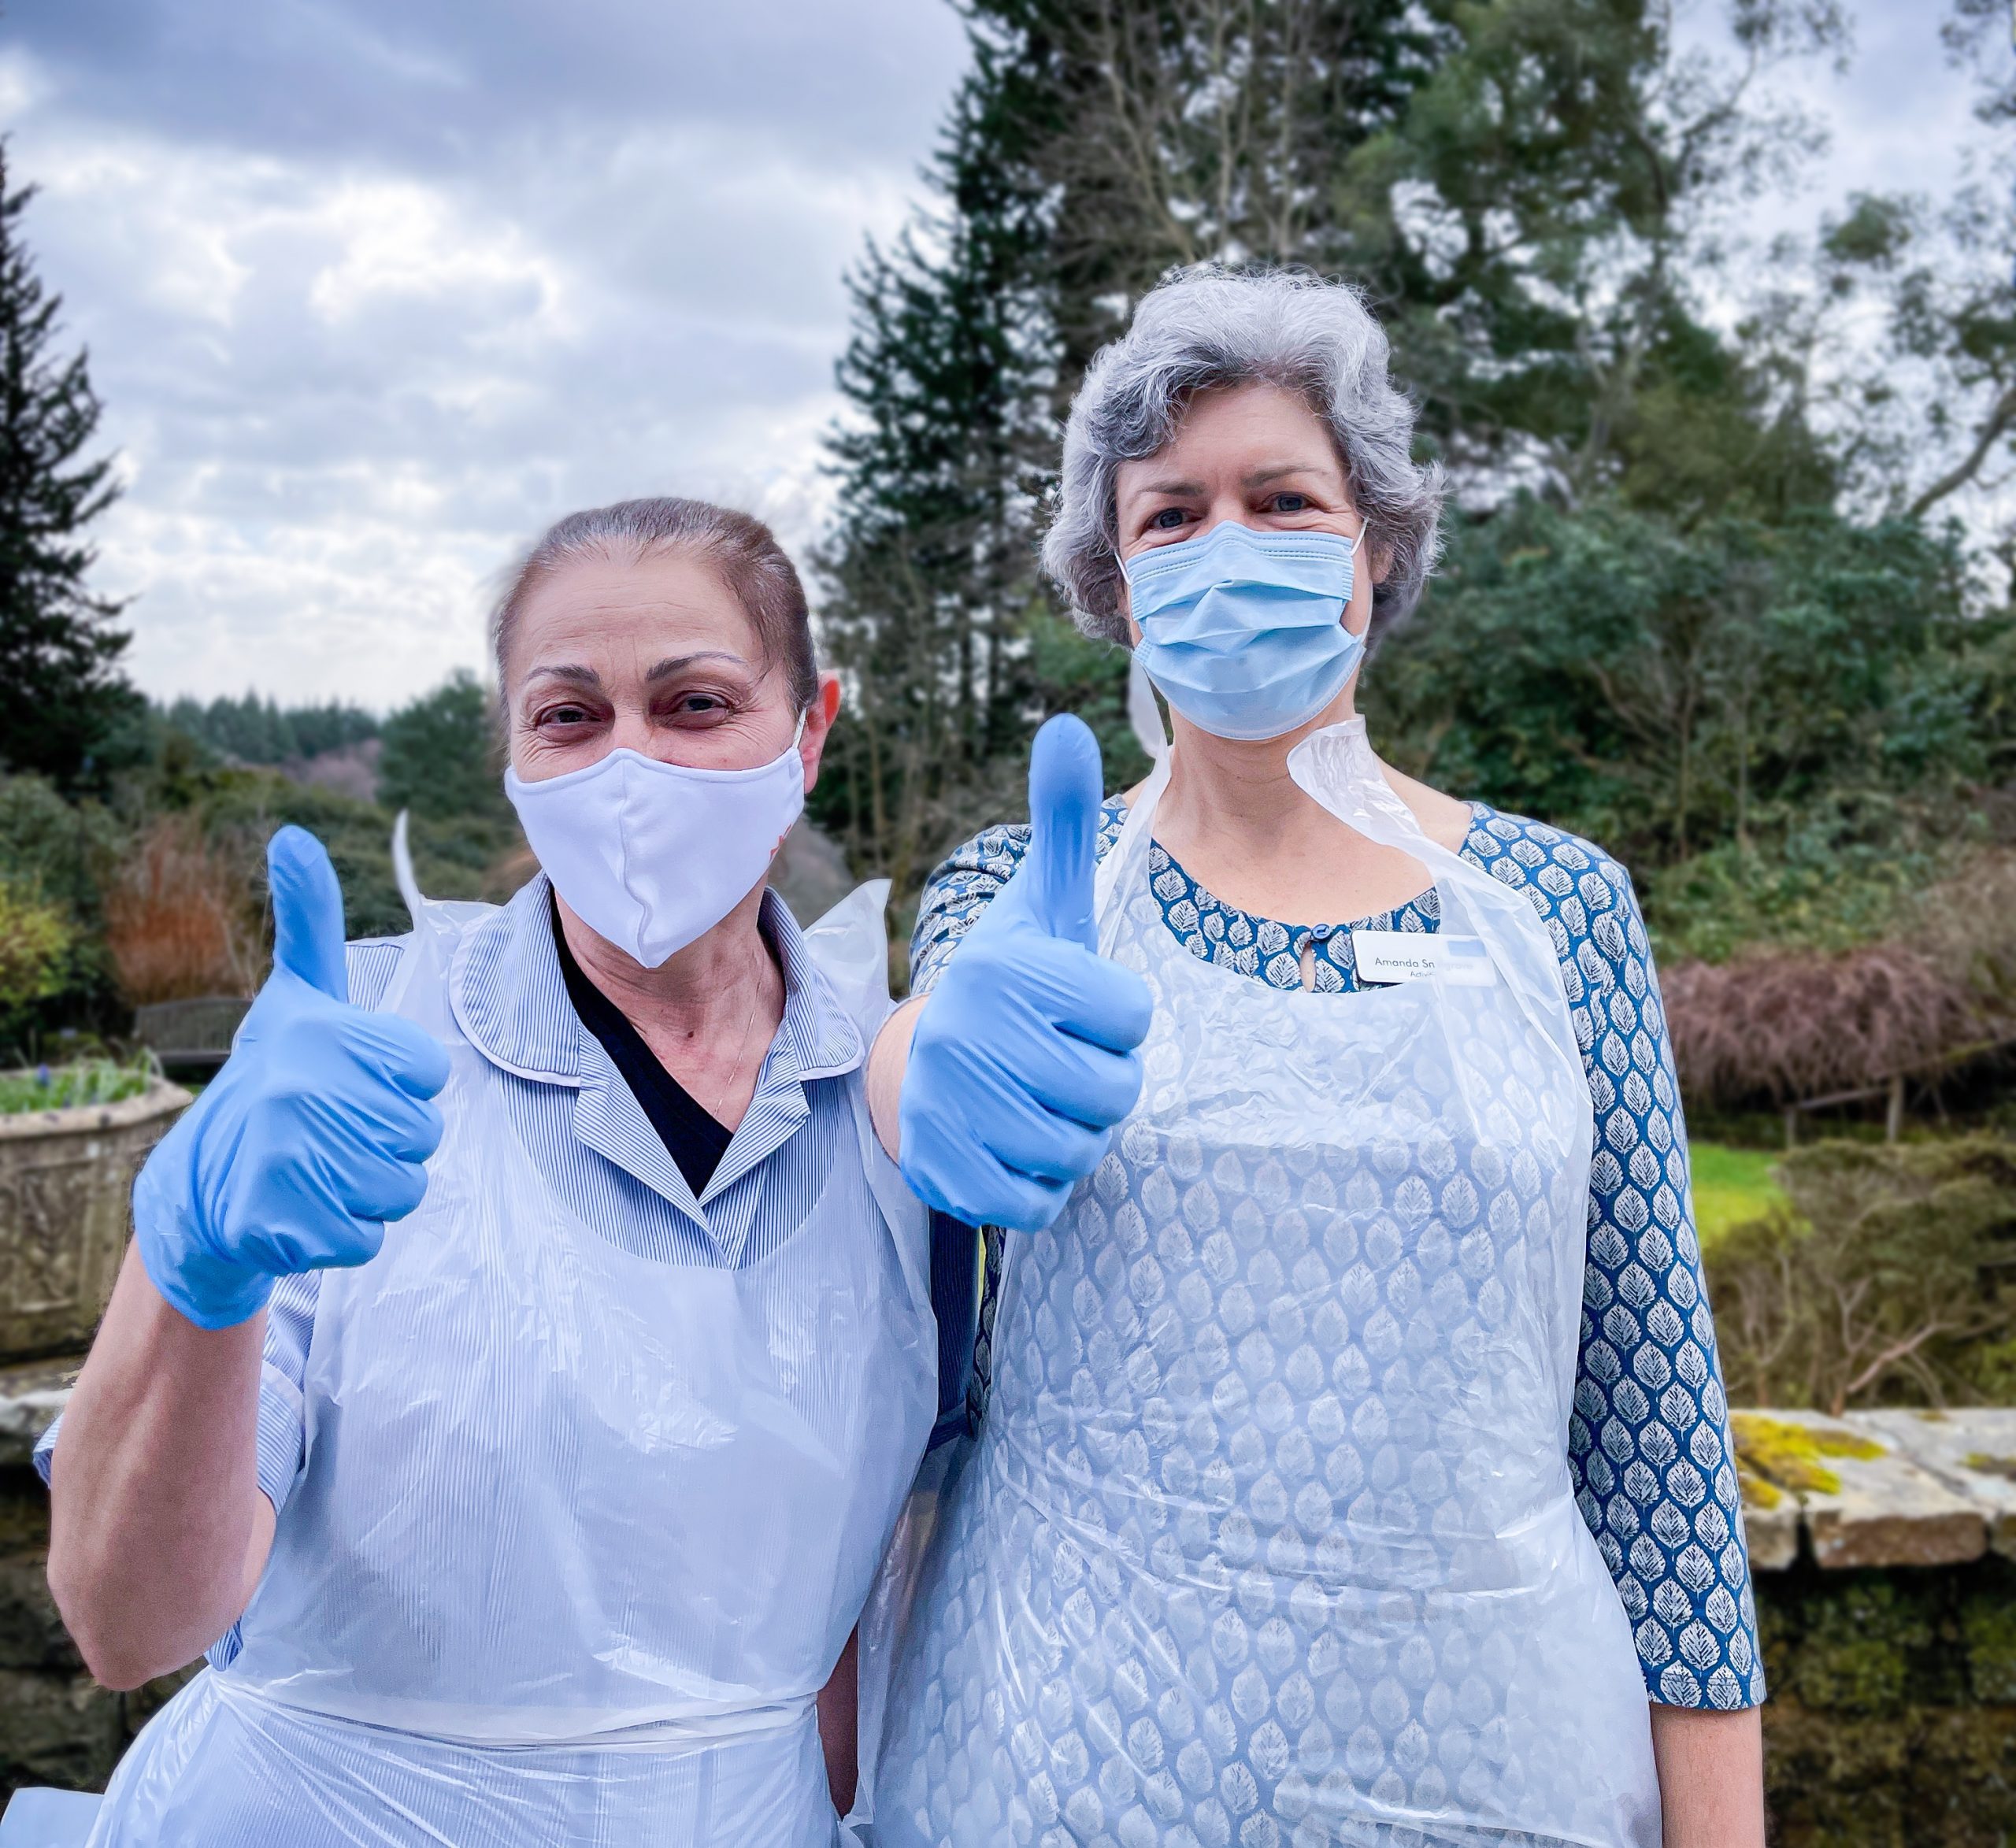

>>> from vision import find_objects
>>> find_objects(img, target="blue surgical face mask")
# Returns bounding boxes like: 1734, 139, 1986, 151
1123, 521, 1362, 743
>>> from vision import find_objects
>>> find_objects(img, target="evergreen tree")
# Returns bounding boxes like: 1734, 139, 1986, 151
817, 0, 1441, 888
0, 143, 137, 790
816, 11, 1067, 894
1329, 0, 1848, 513
376, 671, 512, 828
160, 691, 380, 766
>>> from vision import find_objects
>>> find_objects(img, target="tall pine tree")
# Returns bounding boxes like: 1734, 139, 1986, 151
817, 12, 1067, 898
818, 0, 1440, 894
0, 143, 136, 791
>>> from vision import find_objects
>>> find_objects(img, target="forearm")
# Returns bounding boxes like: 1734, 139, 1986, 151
866, 995, 925, 1158
48, 1242, 271, 1688
817, 1626, 861, 1815
1650, 1702, 1764, 1847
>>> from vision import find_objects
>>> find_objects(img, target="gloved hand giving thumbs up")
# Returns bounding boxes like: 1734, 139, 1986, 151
134, 826, 450, 1330
899, 715, 1153, 1231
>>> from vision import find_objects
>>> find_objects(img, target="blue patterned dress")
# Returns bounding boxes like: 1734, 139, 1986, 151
909, 798, 1763, 1711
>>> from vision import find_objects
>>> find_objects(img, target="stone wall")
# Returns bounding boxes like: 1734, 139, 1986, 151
1762, 1556, 2016, 1844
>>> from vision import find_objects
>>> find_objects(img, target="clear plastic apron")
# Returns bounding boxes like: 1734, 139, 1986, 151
865, 720, 1659, 1848
84, 876, 938, 1848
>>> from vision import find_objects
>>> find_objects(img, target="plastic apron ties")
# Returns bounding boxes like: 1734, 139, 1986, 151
869, 718, 1662, 1848
82, 861, 937, 1848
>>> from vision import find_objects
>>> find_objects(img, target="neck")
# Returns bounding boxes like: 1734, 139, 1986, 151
1140, 687, 1473, 927
1152, 687, 1361, 861
555, 880, 786, 1129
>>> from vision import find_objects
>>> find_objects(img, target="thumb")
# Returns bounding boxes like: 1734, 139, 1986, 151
1022, 713, 1104, 951
267, 826, 349, 1002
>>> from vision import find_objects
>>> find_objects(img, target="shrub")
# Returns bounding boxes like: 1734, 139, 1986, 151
102, 815, 261, 1004
0, 878, 72, 1011
1665, 942, 1996, 1111
1661, 845, 2016, 1117
1707, 1138, 2016, 1413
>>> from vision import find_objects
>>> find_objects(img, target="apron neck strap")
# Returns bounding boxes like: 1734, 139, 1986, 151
1093, 753, 1173, 927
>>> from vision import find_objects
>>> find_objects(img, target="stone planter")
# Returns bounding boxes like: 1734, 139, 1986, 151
0, 1082, 192, 1363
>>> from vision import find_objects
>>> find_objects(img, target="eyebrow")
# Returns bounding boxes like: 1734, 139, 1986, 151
1125, 460, 1335, 500
1243, 462, 1329, 487
523, 650, 752, 691
644, 650, 750, 681
524, 663, 602, 691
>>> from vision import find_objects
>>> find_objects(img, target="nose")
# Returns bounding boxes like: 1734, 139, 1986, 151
1195, 499, 1261, 540
607, 711, 658, 759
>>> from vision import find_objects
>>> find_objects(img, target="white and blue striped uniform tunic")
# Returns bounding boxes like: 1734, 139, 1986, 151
37, 874, 936, 1847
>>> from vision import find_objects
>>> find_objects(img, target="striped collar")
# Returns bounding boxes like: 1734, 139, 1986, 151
453, 874, 863, 1085
449, 876, 865, 1244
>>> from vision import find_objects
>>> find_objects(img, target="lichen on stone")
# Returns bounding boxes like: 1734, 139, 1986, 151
1961, 1451, 2016, 1483
1732, 1412, 1885, 1498
1740, 1464, 1784, 1509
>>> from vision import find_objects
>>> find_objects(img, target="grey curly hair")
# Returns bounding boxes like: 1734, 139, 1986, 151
1042, 267, 1444, 645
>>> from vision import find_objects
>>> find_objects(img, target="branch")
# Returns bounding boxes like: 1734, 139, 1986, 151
1836, 1319, 1957, 1411
1908, 382, 2016, 519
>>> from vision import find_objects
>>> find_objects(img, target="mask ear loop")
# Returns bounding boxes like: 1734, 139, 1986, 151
1128, 657, 1169, 765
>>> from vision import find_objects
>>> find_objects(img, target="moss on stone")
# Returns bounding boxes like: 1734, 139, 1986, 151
1753, 1557, 2016, 1839
1738, 1461, 1784, 1509
1961, 1590, 2016, 1704
1784, 1580, 1929, 1714
1765, 1700, 2016, 1846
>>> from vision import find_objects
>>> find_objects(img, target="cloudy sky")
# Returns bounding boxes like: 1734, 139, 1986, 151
1, 0, 1998, 709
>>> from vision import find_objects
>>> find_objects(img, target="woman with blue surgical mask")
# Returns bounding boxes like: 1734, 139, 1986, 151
859, 271, 1766, 1847
28, 498, 936, 1847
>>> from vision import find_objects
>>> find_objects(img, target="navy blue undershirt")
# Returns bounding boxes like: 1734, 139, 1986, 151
550, 898, 733, 1198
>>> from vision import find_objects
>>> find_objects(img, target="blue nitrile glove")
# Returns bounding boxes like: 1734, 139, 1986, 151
134, 827, 450, 1330
899, 714, 1153, 1232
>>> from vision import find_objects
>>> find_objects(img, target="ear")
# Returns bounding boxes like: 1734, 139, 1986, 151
1344, 534, 1388, 639
1117, 584, 1142, 649
799, 672, 843, 791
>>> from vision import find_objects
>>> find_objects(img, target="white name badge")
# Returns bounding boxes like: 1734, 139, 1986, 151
1352, 930, 1495, 987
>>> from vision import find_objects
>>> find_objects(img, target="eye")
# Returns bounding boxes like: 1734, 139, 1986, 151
1269, 491, 1310, 513
1148, 506, 1188, 531
658, 688, 739, 726
536, 701, 597, 728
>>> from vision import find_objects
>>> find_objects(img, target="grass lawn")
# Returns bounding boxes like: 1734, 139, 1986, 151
1690, 1142, 1789, 1256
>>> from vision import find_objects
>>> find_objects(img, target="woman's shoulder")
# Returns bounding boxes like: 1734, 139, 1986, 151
1460, 804, 1651, 968
909, 798, 1129, 994
925, 796, 1131, 895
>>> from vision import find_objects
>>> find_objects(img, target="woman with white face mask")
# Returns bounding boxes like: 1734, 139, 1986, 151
860, 272, 1766, 1847
30, 498, 936, 1847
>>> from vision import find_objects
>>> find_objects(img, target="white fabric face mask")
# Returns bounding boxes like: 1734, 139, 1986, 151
505, 718, 806, 968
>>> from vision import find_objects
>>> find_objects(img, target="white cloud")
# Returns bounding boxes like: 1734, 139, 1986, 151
2, 4, 967, 708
